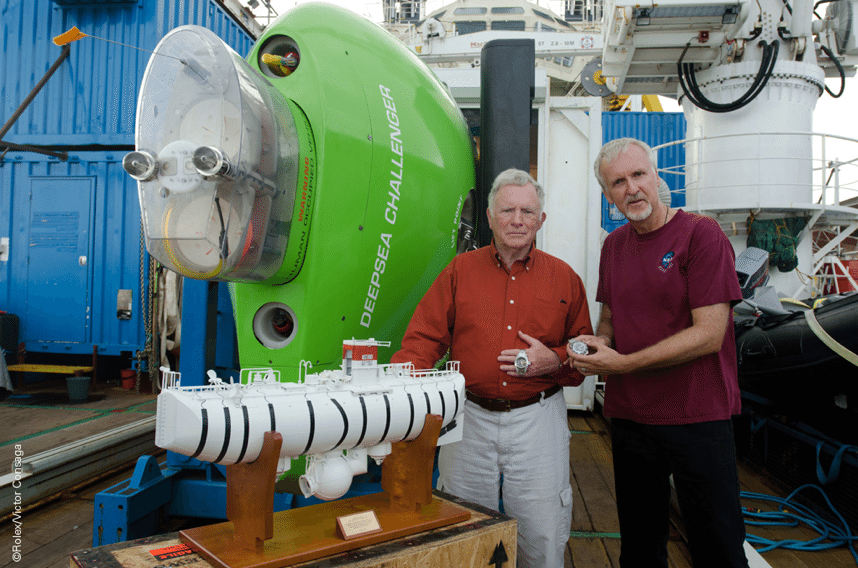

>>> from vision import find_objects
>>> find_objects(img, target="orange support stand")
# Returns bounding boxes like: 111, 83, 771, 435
226, 431, 282, 552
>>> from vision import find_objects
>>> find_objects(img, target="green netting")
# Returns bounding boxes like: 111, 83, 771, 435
747, 217, 807, 272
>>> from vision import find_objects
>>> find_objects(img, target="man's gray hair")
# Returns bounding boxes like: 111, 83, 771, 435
593, 138, 658, 193
488, 168, 545, 213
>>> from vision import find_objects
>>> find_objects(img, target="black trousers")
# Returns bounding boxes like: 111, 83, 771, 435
610, 418, 749, 568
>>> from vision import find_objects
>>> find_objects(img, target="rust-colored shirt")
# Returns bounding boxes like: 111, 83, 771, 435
391, 242, 592, 400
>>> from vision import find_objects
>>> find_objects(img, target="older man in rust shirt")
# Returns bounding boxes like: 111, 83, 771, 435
391, 168, 592, 568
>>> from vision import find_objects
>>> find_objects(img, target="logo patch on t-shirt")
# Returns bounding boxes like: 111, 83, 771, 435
659, 251, 675, 273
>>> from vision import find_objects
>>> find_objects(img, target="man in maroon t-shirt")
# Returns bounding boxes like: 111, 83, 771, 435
567, 138, 748, 568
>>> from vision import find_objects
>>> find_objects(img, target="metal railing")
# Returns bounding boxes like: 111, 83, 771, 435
653, 132, 858, 211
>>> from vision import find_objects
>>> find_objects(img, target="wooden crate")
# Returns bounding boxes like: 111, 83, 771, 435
70, 492, 516, 568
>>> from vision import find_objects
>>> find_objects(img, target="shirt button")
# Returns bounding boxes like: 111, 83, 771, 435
503, 382, 507, 386
507, 325, 512, 330
511, 276, 516, 280
510, 300, 514, 304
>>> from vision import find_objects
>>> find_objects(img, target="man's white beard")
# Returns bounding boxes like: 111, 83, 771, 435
624, 199, 652, 222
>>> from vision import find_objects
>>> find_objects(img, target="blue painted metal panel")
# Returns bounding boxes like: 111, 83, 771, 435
0, 152, 148, 356
92, 456, 179, 546
179, 279, 217, 387
0, 0, 257, 146
601, 111, 687, 233
26, 177, 94, 343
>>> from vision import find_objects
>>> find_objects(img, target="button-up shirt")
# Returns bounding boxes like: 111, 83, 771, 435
391, 241, 592, 400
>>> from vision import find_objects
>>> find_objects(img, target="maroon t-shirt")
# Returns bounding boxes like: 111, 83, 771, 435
597, 210, 743, 424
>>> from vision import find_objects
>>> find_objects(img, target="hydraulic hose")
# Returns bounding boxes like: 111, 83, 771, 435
741, 484, 857, 564
677, 40, 779, 113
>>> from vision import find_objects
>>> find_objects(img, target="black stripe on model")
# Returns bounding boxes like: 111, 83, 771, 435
380, 394, 392, 441
191, 408, 209, 459
302, 400, 316, 454
355, 397, 368, 447
235, 405, 250, 463
268, 402, 276, 432
331, 398, 349, 450
214, 406, 232, 463
402, 392, 416, 441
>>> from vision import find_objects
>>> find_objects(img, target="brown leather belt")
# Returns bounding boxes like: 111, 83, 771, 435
465, 384, 562, 412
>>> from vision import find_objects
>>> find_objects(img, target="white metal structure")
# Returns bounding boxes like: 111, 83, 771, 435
387, 0, 603, 96
598, 0, 858, 297
395, 0, 858, 299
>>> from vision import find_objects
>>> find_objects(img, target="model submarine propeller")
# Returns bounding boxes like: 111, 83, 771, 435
122, 3, 477, 500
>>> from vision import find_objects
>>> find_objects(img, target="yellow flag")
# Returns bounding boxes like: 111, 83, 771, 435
53, 26, 88, 46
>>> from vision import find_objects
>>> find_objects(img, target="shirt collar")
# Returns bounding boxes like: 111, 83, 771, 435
490, 239, 536, 271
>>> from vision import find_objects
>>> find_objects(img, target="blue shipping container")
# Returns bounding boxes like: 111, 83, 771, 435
0, 0, 258, 146
0, 152, 147, 356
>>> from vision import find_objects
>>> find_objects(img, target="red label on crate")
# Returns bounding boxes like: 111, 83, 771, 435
150, 543, 194, 560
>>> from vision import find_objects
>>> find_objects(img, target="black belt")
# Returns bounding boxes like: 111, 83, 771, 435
465, 384, 562, 412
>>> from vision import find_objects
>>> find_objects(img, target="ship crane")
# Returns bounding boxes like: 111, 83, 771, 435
596, 0, 858, 297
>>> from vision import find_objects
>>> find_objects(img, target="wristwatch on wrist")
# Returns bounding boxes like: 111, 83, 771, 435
514, 349, 530, 376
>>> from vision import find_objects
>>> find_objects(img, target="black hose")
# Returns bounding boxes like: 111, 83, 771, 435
814, 0, 842, 20
819, 43, 846, 97
677, 40, 779, 113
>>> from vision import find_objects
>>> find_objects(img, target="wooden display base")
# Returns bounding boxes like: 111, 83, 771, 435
70, 492, 515, 568
181, 493, 472, 568
180, 414, 472, 568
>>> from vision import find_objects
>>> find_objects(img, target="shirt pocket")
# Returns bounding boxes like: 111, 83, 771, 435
526, 298, 568, 343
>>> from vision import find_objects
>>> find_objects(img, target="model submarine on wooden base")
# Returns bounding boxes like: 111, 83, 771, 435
155, 339, 465, 500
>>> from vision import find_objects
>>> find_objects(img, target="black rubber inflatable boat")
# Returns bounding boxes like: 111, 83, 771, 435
735, 292, 858, 427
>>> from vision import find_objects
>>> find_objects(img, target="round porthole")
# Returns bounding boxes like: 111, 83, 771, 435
258, 35, 301, 78
253, 302, 297, 349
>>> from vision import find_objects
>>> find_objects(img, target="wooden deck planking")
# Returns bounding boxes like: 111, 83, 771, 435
567, 411, 625, 567
0, 461, 132, 568
0, 378, 157, 468
0, 404, 103, 445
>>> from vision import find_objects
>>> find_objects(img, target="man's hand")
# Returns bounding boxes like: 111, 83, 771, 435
498, 331, 562, 377
565, 302, 732, 376
566, 335, 622, 376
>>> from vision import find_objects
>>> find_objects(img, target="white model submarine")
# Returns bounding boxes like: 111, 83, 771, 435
155, 339, 464, 500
